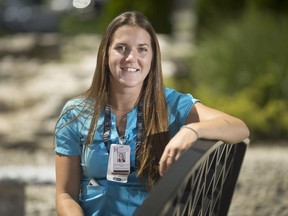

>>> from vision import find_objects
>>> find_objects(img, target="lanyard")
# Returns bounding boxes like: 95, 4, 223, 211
103, 101, 144, 159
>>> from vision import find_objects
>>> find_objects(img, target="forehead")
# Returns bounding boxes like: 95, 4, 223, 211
111, 25, 151, 45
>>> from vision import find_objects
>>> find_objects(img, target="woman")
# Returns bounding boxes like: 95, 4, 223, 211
55, 11, 249, 216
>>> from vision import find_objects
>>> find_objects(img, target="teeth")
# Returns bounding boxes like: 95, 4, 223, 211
122, 67, 138, 72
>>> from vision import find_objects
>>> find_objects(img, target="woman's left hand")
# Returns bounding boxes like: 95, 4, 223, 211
158, 126, 198, 176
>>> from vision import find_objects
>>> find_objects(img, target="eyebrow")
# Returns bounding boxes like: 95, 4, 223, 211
114, 42, 150, 47
138, 43, 150, 47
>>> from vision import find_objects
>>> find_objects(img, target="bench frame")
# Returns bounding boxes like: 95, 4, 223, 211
135, 139, 249, 216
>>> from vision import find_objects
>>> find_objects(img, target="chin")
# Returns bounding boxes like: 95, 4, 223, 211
121, 81, 143, 88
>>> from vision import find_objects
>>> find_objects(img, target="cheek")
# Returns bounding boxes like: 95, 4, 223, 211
108, 52, 120, 69
143, 57, 153, 71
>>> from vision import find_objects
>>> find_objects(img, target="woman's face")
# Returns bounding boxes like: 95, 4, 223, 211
108, 25, 153, 90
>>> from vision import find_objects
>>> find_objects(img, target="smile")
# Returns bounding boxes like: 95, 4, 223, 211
121, 67, 139, 72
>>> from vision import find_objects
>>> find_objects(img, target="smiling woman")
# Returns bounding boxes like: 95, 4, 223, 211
108, 25, 152, 89
54, 11, 249, 216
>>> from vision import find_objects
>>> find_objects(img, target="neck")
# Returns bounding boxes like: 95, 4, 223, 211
108, 87, 142, 111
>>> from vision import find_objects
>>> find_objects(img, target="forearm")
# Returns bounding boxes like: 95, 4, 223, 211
185, 116, 250, 144
159, 103, 250, 176
56, 193, 84, 216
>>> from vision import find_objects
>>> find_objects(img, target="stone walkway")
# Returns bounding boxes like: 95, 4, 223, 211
229, 144, 288, 216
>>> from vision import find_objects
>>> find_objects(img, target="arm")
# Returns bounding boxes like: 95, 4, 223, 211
185, 103, 250, 144
55, 153, 84, 216
159, 102, 250, 176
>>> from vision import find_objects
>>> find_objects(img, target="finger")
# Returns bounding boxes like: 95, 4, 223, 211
159, 148, 169, 175
159, 153, 176, 176
174, 149, 184, 161
159, 159, 167, 176
165, 156, 175, 169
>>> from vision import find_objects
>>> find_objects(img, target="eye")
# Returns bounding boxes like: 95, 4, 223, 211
115, 45, 126, 54
138, 47, 148, 53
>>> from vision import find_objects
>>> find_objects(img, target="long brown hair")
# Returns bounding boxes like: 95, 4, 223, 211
81, 11, 169, 189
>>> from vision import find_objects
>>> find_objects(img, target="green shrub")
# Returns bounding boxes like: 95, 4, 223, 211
59, 12, 99, 35
195, 0, 288, 31
187, 9, 288, 140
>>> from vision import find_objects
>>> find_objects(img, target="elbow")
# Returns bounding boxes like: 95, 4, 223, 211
240, 120, 250, 140
224, 118, 250, 144
244, 126, 250, 140
231, 120, 250, 144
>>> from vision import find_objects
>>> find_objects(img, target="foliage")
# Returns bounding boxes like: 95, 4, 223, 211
59, 11, 99, 35
96, 0, 172, 34
195, 0, 245, 30
195, 0, 288, 31
186, 9, 288, 140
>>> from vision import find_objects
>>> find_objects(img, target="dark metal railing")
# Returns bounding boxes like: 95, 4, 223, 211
135, 139, 249, 216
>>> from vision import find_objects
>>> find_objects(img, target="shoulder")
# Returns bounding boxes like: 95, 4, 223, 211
164, 86, 185, 98
55, 98, 93, 132
164, 86, 200, 104
164, 87, 201, 129
60, 97, 93, 116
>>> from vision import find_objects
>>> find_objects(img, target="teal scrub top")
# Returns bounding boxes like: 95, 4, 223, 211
55, 87, 200, 216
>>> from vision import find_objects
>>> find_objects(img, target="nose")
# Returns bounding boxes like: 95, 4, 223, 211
125, 49, 136, 62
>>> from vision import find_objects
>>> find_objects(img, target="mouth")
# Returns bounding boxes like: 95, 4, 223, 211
120, 67, 139, 72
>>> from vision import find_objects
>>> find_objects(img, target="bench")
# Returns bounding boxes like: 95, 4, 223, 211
135, 139, 249, 216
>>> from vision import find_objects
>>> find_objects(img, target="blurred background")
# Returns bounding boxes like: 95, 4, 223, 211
0, 0, 287, 215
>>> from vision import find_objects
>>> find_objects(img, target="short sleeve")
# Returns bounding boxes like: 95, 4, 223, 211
55, 101, 82, 155
165, 87, 201, 137
175, 93, 199, 125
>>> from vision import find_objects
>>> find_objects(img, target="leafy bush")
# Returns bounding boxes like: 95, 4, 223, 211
195, 0, 288, 31
186, 9, 288, 140
59, 12, 99, 35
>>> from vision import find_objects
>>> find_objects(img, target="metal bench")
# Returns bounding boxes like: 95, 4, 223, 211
135, 139, 249, 216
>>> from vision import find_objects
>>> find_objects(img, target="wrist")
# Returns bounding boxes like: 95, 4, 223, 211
181, 125, 199, 139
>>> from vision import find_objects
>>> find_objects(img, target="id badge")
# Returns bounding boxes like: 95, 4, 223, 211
107, 144, 130, 183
